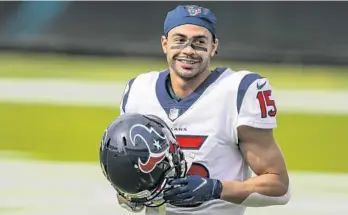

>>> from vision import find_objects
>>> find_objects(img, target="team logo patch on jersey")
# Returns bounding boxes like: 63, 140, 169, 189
169, 108, 180, 120
185, 5, 202, 16
129, 124, 169, 173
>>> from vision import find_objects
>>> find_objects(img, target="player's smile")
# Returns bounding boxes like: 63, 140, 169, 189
175, 56, 201, 69
177, 59, 199, 64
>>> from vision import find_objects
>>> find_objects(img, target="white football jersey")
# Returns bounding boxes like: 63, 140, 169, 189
119, 68, 277, 215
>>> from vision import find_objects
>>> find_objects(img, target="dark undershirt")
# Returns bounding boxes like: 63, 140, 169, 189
165, 76, 182, 102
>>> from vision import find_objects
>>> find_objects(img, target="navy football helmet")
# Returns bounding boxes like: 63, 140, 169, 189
99, 113, 187, 207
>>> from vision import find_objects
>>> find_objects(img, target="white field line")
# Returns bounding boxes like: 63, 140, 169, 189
0, 78, 347, 114
0, 159, 347, 215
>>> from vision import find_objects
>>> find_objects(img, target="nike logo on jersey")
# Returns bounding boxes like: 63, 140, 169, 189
256, 80, 267, 90
193, 178, 207, 192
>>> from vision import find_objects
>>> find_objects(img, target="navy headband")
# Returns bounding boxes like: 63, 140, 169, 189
164, 5, 217, 38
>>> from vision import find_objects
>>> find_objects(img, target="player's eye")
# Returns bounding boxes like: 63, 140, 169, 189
193, 39, 206, 45
192, 40, 206, 47
174, 38, 186, 43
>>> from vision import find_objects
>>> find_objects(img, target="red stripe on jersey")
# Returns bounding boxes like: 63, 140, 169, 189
176, 135, 207, 150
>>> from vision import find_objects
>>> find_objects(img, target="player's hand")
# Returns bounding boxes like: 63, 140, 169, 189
163, 175, 223, 206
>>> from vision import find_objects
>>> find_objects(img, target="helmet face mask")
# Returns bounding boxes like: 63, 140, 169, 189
99, 113, 187, 207
117, 166, 171, 207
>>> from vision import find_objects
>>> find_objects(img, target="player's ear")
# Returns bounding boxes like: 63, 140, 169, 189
211, 38, 219, 57
161, 35, 168, 54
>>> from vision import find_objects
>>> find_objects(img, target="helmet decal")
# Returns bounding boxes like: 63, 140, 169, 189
129, 124, 169, 173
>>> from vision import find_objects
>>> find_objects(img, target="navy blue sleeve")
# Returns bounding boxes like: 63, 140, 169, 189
236, 73, 262, 114
120, 78, 135, 114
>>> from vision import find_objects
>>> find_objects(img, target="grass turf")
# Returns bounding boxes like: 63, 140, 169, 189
0, 102, 347, 173
0, 52, 348, 90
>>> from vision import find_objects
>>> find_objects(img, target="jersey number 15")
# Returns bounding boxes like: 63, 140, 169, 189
256, 90, 277, 118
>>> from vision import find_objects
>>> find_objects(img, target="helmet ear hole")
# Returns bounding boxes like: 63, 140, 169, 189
106, 138, 111, 146
122, 137, 127, 146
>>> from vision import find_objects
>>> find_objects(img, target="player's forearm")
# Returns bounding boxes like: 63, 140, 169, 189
220, 173, 289, 205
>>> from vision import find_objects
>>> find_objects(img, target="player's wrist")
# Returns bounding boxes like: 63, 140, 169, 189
220, 180, 251, 204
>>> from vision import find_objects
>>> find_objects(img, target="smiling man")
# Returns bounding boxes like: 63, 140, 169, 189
115, 4, 291, 215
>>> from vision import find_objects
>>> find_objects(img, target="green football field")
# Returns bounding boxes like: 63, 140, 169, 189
0, 102, 347, 173
0, 52, 348, 173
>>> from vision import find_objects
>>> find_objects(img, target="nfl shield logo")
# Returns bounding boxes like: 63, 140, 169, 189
186, 6, 202, 16
169, 108, 180, 120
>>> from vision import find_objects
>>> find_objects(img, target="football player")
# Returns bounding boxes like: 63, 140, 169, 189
115, 4, 291, 215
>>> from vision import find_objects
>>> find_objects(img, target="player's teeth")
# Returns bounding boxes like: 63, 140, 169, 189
180, 60, 195, 64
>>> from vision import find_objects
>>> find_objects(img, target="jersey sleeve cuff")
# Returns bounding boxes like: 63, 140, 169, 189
236, 119, 277, 129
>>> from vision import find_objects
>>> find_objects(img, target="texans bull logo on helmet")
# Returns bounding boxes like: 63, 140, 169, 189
129, 124, 172, 174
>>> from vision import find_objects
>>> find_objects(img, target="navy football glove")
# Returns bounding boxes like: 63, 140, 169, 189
163, 175, 223, 206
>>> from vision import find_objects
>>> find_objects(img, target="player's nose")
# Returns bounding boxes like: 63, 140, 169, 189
181, 44, 195, 55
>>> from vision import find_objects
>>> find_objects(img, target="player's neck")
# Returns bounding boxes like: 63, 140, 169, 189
169, 69, 211, 99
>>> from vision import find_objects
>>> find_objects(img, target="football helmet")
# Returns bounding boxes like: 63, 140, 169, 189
99, 113, 187, 207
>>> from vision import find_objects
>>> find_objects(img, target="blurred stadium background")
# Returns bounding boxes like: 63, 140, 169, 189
0, 1, 347, 215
